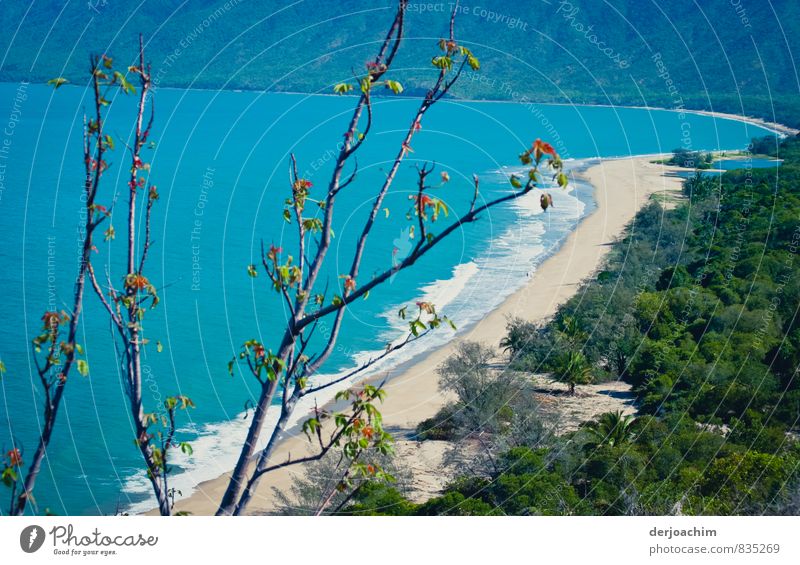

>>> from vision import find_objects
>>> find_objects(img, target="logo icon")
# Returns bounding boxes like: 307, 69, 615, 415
20, 525, 45, 553
391, 227, 413, 283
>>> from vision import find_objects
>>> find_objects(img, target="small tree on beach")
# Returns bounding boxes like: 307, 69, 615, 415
551, 351, 592, 395
583, 410, 636, 448
556, 315, 587, 346
500, 316, 540, 359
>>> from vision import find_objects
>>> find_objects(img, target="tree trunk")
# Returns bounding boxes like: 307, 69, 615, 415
216, 377, 279, 515
232, 404, 292, 515
13, 222, 92, 515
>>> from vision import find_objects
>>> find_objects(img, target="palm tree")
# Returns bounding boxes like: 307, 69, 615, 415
500, 317, 537, 359
556, 315, 587, 346
551, 350, 592, 395
585, 411, 636, 448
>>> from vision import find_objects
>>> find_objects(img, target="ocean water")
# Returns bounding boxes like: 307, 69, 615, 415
712, 157, 782, 170
0, 82, 776, 515
674, 157, 783, 180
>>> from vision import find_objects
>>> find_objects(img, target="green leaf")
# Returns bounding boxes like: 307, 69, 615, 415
431, 56, 453, 71
156, 341, 163, 353
302, 418, 320, 437
557, 172, 569, 188
47, 77, 69, 89
2, 467, 18, 486
385, 80, 404, 94
333, 83, 354, 95
180, 442, 193, 455
76, 359, 89, 377
302, 218, 323, 232
410, 319, 426, 337
282, 209, 291, 223
509, 175, 523, 189
247, 264, 258, 277
113, 71, 136, 95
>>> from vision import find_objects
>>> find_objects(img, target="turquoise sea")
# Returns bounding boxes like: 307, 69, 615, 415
0, 82, 776, 514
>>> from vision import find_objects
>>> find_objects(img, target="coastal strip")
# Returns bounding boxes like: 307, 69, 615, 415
167, 154, 685, 515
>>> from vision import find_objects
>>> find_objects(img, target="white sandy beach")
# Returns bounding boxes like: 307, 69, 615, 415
167, 154, 685, 516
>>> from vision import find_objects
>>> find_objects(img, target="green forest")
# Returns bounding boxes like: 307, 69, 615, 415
312, 135, 800, 515
1, 0, 798, 126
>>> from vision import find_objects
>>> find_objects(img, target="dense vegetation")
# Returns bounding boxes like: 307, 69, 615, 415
662, 148, 714, 169
333, 134, 800, 515
2, 0, 799, 126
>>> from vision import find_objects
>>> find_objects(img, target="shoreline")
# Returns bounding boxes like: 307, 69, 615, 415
167, 153, 685, 516
7, 80, 794, 137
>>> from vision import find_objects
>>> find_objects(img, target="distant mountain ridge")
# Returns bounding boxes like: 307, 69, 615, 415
1, 0, 798, 126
